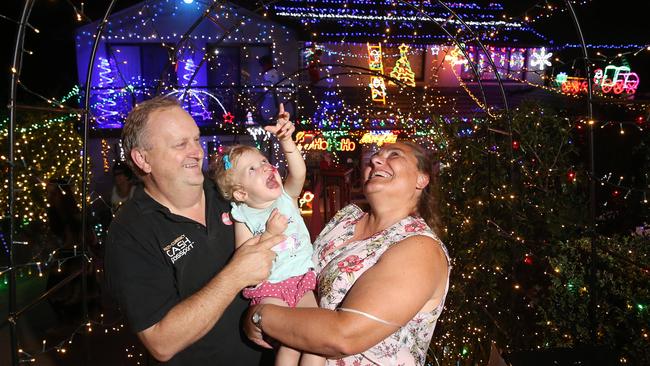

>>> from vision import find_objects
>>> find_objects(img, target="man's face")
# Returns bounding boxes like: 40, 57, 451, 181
138, 106, 204, 190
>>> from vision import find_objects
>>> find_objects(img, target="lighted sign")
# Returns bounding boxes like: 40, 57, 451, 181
367, 43, 387, 104
338, 138, 356, 152
556, 75, 588, 95
296, 131, 329, 151
295, 131, 358, 152
359, 131, 398, 146
299, 191, 315, 214
593, 65, 639, 95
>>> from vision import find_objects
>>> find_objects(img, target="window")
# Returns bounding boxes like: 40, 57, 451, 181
460, 46, 527, 81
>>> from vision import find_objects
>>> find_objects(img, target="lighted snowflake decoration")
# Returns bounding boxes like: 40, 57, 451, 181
530, 47, 553, 71
555, 72, 568, 84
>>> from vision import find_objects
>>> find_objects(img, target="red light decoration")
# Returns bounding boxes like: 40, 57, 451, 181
512, 140, 520, 150
567, 170, 576, 183
524, 254, 534, 265
222, 112, 234, 124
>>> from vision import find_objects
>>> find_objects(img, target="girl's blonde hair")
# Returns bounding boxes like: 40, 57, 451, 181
209, 144, 260, 201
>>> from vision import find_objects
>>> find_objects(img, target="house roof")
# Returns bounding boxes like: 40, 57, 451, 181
231, 0, 550, 45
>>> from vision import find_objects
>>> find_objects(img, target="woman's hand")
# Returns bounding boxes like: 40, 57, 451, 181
244, 305, 273, 349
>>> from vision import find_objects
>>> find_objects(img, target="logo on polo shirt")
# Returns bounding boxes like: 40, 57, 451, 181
164, 235, 195, 264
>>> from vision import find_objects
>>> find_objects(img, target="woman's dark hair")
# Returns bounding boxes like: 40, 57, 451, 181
112, 161, 133, 179
46, 179, 81, 240
399, 140, 444, 238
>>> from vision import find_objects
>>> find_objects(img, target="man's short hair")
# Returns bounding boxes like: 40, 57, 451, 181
121, 96, 180, 174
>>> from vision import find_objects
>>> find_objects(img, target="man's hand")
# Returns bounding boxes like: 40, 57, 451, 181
265, 208, 288, 236
264, 103, 294, 142
226, 234, 284, 288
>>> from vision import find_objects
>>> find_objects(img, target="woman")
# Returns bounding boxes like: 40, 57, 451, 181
245, 141, 451, 365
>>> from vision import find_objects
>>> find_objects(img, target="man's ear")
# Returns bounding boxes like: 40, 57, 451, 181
233, 189, 247, 202
131, 148, 151, 174
416, 173, 430, 190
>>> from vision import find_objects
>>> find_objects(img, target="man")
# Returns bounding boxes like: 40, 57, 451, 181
105, 96, 282, 365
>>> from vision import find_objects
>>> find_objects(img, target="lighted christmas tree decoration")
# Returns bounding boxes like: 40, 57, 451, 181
94, 57, 120, 126
177, 53, 209, 120
389, 43, 416, 87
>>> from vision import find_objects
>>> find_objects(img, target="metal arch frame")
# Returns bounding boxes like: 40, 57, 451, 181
253, 63, 412, 100
6, 1, 118, 365
175, 0, 498, 126
154, 0, 229, 95
7, 1, 37, 365
80, 0, 118, 324
174, 0, 279, 97
5, 0, 598, 363
563, 0, 597, 344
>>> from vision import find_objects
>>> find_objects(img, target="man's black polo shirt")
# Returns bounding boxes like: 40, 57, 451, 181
105, 179, 261, 365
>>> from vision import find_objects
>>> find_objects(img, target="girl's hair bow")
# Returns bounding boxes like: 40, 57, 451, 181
223, 154, 232, 170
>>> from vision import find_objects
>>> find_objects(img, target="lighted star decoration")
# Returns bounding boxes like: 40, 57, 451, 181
431, 45, 441, 56
223, 112, 235, 124
200, 109, 213, 120
530, 47, 553, 71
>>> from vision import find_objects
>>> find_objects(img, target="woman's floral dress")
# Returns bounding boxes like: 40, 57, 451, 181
313, 204, 451, 366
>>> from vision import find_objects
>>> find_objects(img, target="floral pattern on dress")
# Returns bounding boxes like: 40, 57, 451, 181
313, 204, 451, 366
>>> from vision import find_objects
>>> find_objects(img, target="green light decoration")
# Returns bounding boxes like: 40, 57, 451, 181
1, 104, 88, 224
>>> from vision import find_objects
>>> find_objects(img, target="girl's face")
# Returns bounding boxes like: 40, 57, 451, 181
232, 150, 283, 208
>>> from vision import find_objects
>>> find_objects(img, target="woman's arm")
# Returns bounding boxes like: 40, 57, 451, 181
245, 235, 449, 357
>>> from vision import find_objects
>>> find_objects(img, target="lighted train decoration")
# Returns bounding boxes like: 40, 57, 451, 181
555, 65, 640, 96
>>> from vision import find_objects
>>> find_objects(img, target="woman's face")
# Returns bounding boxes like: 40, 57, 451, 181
362, 142, 427, 198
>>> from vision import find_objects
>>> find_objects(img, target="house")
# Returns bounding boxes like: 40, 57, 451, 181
75, 0, 563, 201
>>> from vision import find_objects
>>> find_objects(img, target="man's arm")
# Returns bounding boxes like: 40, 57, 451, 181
137, 234, 284, 362
265, 103, 306, 199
